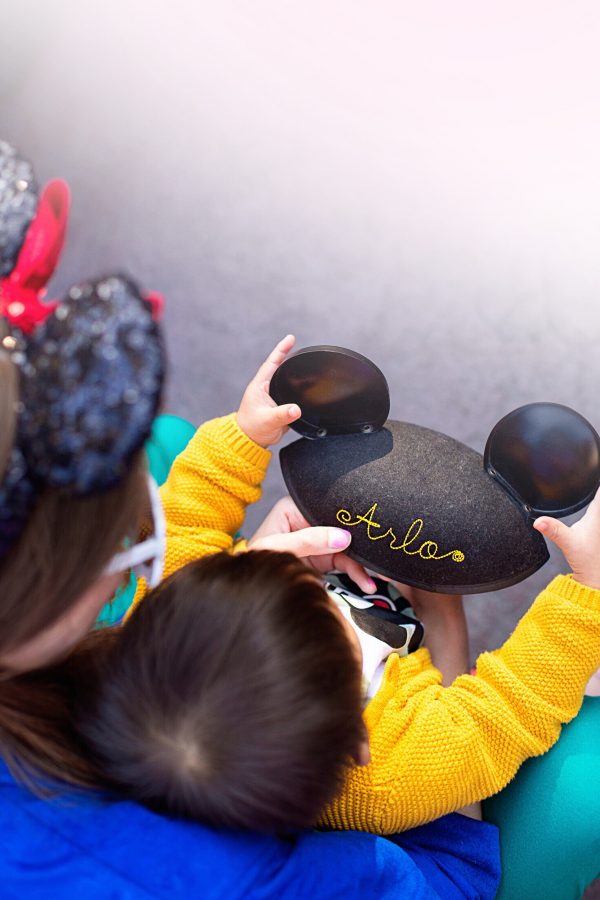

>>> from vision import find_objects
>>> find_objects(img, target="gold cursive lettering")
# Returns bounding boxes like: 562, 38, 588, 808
336, 502, 465, 563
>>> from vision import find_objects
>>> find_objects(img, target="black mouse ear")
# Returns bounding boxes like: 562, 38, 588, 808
269, 345, 390, 438
484, 402, 600, 517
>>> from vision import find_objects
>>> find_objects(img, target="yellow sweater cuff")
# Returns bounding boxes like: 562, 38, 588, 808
547, 572, 600, 610
217, 413, 273, 470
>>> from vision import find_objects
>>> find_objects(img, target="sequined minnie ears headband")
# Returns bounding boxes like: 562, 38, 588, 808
0, 139, 165, 559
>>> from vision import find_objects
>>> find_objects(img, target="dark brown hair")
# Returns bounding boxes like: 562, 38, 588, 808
0, 629, 114, 792
0, 352, 148, 788
76, 551, 365, 831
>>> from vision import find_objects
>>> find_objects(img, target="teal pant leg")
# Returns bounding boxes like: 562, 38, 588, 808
483, 696, 600, 900
96, 414, 196, 627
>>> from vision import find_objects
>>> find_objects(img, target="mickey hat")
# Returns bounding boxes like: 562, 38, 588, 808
271, 346, 600, 594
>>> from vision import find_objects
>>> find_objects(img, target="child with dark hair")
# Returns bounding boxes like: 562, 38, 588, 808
82, 329, 600, 898
76, 550, 367, 831
74, 501, 600, 849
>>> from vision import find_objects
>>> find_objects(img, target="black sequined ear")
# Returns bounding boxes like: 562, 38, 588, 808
269, 346, 390, 438
14, 274, 165, 494
484, 403, 600, 517
0, 140, 39, 277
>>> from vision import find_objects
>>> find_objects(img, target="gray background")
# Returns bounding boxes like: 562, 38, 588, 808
3, 0, 599, 660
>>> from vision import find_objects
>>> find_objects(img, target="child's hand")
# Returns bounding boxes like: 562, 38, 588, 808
248, 496, 377, 594
236, 335, 302, 447
534, 488, 600, 590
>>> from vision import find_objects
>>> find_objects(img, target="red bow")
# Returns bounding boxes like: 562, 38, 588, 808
0, 179, 70, 334
144, 290, 165, 322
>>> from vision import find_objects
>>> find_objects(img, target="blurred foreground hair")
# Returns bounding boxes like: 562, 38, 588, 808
76, 550, 365, 831
0, 347, 148, 790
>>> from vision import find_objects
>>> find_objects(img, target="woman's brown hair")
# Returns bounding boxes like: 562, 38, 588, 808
0, 352, 148, 789
76, 551, 366, 831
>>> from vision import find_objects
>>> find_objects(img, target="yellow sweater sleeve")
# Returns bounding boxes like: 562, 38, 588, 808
320, 574, 600, 834
128, 413, 271, 615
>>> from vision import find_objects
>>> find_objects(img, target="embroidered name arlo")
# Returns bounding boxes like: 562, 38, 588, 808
336, 503, 465, 563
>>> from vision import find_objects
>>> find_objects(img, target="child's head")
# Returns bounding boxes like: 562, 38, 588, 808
77, 550, 366, 831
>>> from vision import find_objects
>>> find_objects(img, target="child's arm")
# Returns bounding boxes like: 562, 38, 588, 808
405, 586, 482, 820
130, 338, 374, 611
158, 334, 300, 557
158, 412, 272, 572
402, 587, 469, 687
128, 337, 301, 611
319, 498, 600, 834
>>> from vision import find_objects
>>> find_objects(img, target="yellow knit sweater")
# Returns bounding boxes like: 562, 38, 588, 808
130, 413, 600, 835
129, 414, 270, 611
320, 574, 600, 832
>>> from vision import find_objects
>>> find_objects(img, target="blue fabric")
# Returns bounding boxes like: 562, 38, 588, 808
0, 763, 500, 899
387, 813, 501, 900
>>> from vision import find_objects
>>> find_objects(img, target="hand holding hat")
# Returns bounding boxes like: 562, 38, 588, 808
535, 489, 600, 590
271, 345, 600, 594
248, 495, 376, 594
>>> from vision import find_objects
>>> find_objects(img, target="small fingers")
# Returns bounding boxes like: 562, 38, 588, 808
334, 554, 377, 593
534, 516, 571, 552
253, 334, 296, 387
278, 496, 311, 532
583, 487, 600, 525
252, 526, 351, 558
269, 402, 301, 427
258, 378, 301, 421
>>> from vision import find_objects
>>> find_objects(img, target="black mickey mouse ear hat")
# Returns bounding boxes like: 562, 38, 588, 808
274, 347, 600, 594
